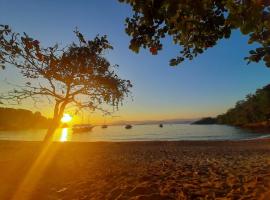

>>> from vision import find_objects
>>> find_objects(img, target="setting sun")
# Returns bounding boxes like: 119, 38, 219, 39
61, 114, 72, 123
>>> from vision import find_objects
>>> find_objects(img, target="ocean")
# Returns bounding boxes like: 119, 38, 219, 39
0, 124, 269, 142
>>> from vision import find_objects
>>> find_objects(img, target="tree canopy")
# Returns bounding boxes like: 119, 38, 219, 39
120, 0, 270, 66
0, 25, 132, 135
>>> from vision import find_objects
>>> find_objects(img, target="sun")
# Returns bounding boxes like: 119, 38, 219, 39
61, 113, 72, 123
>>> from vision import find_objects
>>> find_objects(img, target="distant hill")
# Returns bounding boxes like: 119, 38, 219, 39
0, 107, 52, 130
193, 84, 270, 128
216, 84, 270, 126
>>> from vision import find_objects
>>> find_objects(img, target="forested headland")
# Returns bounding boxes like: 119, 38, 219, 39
0, 107, 51, 130
194, 84, 270, 129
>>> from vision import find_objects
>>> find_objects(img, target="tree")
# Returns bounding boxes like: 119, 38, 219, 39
0, 25, 132, 141
119, 0, 270, 66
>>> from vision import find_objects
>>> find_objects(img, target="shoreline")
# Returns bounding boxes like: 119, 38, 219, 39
1, 134, 270, 143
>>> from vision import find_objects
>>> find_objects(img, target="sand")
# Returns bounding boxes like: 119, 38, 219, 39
0, 140, 270, 200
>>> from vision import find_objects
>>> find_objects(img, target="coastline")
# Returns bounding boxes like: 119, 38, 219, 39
0, 139, 270, 199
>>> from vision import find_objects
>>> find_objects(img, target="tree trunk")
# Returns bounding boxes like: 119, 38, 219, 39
43, 100, 68, 142
43, 121, 58, 142
43, 115, 60, 142
43, 101, 61, 142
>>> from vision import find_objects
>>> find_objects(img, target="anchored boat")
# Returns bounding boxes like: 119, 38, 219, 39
72, 124, 94, 133
101, 125, 108, 129
125, 124, 132, 129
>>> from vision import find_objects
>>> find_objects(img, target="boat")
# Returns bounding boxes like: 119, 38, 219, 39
125, 124, 132, 129
159, 124, 163, 128
72, 124, 94, 133
101, 125, 108, 128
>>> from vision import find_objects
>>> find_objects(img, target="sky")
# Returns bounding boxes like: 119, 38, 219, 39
0, 0, 270, 124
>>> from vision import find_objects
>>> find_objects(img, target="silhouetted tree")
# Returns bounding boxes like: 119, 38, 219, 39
0, 25, 132, 141
119, 0, 270, 66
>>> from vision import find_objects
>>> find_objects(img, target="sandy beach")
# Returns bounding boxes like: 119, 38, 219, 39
0, 140, 270, 200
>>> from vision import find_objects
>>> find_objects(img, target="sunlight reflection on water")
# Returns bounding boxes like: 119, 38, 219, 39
60, 128, 69, 142
53, 128, 72, 142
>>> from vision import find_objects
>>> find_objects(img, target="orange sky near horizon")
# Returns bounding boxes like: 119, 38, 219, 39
2, 101, 223, 125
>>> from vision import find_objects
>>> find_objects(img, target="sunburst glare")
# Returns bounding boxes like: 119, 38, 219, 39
61, 114, 72, 123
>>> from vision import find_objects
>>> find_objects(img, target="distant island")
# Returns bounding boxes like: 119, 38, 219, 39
193, 84, 270, 131
0, 107, 51, 130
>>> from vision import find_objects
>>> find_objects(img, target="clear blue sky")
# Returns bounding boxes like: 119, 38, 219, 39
1, 0, 270, 123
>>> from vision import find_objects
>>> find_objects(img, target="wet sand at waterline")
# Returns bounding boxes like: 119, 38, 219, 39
0, 140, 270, 200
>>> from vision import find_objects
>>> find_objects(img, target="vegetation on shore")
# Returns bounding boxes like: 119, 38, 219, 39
0, 107, 51, 130
194, 84, 270, 128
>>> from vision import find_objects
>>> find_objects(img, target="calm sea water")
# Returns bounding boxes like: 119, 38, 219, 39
0, 124, 269, 142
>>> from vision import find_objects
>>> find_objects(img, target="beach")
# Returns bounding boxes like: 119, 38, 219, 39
0, 140, 270, 200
